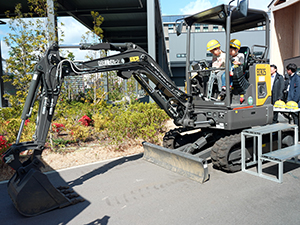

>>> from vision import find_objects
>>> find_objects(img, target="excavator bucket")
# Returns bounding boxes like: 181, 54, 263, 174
142, 142, 209, 183
7, 168, 82, 217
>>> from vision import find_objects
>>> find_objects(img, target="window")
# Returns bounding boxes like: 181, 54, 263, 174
206, 53, 213, 57
194, 23, 201, 32
257, 26, 263, 30
176, 53, 186, 58
253, 52, 263, 57
168, 24, 174, 33
213, 25, 219, 32
203, 24, 209, 32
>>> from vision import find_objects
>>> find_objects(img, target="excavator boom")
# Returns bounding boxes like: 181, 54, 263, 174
1, 42, 207, 216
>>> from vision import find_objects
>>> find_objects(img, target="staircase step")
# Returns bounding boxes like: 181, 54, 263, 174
261, 144, 300, 161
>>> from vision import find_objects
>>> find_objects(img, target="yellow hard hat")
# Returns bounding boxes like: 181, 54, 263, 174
274, 100, 286, 109
230, 39, 241, 50
207, 39, 220, 51
286, 101, 298, 110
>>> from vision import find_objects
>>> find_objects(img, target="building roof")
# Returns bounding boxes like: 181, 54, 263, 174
183, 4, 269, 33
162, 15, 187, 23
0, 0, 151, 51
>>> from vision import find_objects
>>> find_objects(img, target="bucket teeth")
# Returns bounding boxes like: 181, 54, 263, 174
56, 185, 84, 204
71, 198, 85, 204
66, 193, 79, 199
60, 189, 74, 194
57, 186, 70, 190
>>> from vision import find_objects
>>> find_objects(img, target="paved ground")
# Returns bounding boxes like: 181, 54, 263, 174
1, 153, 300, 225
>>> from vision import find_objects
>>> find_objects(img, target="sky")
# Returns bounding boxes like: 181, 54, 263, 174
0, 0, 272, 61
160, 0, 271, 15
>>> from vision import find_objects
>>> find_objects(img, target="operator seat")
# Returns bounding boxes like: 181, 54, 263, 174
231, 46, 251, 94
239, 46, 251, 79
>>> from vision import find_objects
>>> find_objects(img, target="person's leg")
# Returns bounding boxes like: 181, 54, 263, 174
292, 113, 299, 126
273, 112, 279, 124
221, 72, 225, 88
217, 71, 225, 92
217, 71, 226, 100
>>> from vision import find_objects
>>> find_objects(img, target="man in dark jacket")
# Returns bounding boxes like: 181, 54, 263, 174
286, 63, 300, 125
270, 64, 284, 123
282, 73, 290, 102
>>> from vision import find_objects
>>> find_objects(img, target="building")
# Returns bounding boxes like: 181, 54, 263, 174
162, 15, 269, 89
268, 0, 300, 74
0, 0, 169, 105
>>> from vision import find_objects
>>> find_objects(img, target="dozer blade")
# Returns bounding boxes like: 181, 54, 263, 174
7, 168, 83, 217
143, 142, 209, 183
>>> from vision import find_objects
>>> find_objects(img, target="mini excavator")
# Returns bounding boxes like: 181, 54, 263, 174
2, 0, 296, 216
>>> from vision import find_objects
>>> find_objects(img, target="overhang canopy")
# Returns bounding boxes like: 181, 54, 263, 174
184, 4, 269, 33
0, 0, 149, 50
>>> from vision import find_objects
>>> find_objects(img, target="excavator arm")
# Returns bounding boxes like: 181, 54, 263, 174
1, 43, 207, 217
77, 42, 192, 125
3, 42, 193, 169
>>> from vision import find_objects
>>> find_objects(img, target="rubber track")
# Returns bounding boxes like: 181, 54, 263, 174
163, 128, 187, 149
211, 133, 242, 172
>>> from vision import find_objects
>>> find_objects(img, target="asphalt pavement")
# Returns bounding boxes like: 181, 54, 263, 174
1, 153, 300, 225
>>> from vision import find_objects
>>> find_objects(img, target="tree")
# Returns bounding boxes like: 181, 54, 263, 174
3, 0, 64, 110
79, 11, 107, 105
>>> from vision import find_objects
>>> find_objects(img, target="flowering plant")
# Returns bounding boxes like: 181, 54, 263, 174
52, 123, 65, 133
0, 136, 11, 154
24, 119, 30, 126
79, 115, 92, 126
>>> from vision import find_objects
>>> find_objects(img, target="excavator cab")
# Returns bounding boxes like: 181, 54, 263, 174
179, 1, 273, 131
148, 1, 275, 174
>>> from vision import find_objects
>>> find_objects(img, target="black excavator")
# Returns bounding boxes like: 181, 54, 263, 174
1, 0, 295, 217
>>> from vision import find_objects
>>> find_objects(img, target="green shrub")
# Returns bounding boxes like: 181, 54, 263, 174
0, 118, 35, 144
106, 102, 169, 144
93, 113, 110, 131
55, 101, 93, 121
51, 116, 94, 143
0, 100, 170, 153
69, 124, 94, 142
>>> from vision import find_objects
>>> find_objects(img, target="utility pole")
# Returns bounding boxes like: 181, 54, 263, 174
47, 0, 57, 45
0, 40, 4, 107
147, 0, 156, 103
0, 20, 5, 107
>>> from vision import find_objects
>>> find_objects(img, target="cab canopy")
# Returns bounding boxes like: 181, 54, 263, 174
183, 4, 269, 33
